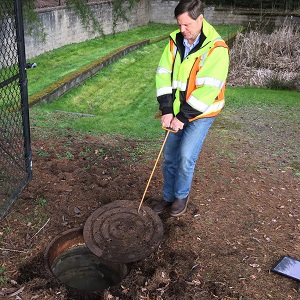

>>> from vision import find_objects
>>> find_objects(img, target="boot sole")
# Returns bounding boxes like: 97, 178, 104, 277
170, 196, 189, 217
170, 206, 187, 217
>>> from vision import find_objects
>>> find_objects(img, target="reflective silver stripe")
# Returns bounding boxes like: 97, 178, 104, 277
187, 95, 209, 112
188, 96, 225, 114
157, 86, 172, 97
172, 80, 187, 91
196, 77, 225, 89
212, 37, 223, 42
198, 38, 225, 67
173, 45, 177, 57
156, 66, 172, 74
199, 52, 207, 66
202, 100, 225, 115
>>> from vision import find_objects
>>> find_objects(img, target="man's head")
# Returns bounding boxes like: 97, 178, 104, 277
174, 0, 204, 45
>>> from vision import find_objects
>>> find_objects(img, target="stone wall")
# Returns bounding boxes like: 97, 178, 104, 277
149, 1, 299, 28
25, 0, 150, 59
24, 0, 299, 59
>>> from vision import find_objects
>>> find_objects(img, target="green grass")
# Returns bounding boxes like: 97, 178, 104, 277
29, 23, 241, 139
26, 23, 179, 97
30, 40, 170, 139
26, 23, 240, 97
225, 86, 300, 108
31, 43, 299, 141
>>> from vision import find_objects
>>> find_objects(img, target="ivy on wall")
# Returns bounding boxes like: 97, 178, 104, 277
23, 0, 46, 41
65, 0, 103, 34
0, 0, 46, 41
112, 0, 140, 33
20, 0, 140, 39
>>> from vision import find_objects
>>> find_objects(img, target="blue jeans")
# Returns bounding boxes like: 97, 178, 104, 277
162, 117, 215, 202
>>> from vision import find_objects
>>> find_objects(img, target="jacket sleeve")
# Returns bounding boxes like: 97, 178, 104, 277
156, 41, 174, 115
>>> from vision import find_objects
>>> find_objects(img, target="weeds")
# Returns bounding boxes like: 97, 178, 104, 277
0, 267, 9, 287
65, 151, 74, 160
265, 73, 300, 90
79, 148, 93, 155
227, 20, 300, 90
36, 149, 50, 157
289, 161, 300, 173
95, 148, 105, 155
36, 197, 47, 208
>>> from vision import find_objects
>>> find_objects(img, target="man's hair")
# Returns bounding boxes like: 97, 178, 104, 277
174, 0, 204, 20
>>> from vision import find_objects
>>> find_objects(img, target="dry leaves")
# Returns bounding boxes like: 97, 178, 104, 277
227, 20, 300, 90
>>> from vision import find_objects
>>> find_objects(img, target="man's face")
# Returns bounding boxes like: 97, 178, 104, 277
177, 12, 203, 45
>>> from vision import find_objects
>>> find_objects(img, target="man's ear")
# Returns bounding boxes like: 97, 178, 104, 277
196, 14, 203, 26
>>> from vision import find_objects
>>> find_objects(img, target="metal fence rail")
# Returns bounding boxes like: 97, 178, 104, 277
0, 0, 32, 220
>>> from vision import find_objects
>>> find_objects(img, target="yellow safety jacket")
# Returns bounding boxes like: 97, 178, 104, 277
156, 19, 229, 124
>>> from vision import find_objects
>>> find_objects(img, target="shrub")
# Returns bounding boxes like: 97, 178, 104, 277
265, 73, 300, 91
227, 19, 300, 91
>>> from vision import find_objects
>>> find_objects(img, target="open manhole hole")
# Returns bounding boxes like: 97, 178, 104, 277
83, 200, 164, 263
45, 200, 163, 292
44, 227, 128, 292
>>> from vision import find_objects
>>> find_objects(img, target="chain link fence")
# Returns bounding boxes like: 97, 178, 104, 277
0, 0, 32, 220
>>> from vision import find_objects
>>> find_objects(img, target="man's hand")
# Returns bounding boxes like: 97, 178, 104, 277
161, 113, 173, 128
170, 117, 184, 131
161, 114, 184, 131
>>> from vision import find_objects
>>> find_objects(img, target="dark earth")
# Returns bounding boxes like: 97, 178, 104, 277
1, 103, 300, 299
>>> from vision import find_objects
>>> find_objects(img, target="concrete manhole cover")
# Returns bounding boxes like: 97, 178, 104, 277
83, 200, 164, 263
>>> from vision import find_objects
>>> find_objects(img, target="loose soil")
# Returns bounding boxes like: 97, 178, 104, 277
1, 105, 299, 300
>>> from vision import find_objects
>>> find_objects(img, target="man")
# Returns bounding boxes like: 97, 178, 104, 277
153, 0, 229, 217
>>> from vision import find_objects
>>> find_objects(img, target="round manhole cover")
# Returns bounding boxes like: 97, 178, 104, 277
83, 200, 164, 263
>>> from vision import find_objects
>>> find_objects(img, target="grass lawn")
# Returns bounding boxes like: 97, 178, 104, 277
29, 31, 299, 141
29, 23, 245, 139
26, 23, 240, 97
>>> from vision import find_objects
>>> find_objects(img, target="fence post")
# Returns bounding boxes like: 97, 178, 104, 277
14, 0, 32, 180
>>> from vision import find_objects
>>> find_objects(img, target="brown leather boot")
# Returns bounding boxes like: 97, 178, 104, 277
153, 200, 172, 213
170, 195, 189, 217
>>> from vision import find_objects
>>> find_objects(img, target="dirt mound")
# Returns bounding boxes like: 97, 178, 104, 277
1, 106, 299, 299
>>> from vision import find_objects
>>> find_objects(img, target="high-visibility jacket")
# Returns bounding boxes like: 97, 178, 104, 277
156, 19, 229, 124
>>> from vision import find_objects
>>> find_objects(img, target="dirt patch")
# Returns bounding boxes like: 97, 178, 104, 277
1, 106, 299, 299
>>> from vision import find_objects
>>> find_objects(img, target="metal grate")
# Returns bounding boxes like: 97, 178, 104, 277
0, 0, 32, 220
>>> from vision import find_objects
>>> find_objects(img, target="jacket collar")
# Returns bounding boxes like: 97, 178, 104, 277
171, 19, 216, 59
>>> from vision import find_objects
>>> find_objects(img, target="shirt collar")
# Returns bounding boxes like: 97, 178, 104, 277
183, 33, 200, 49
